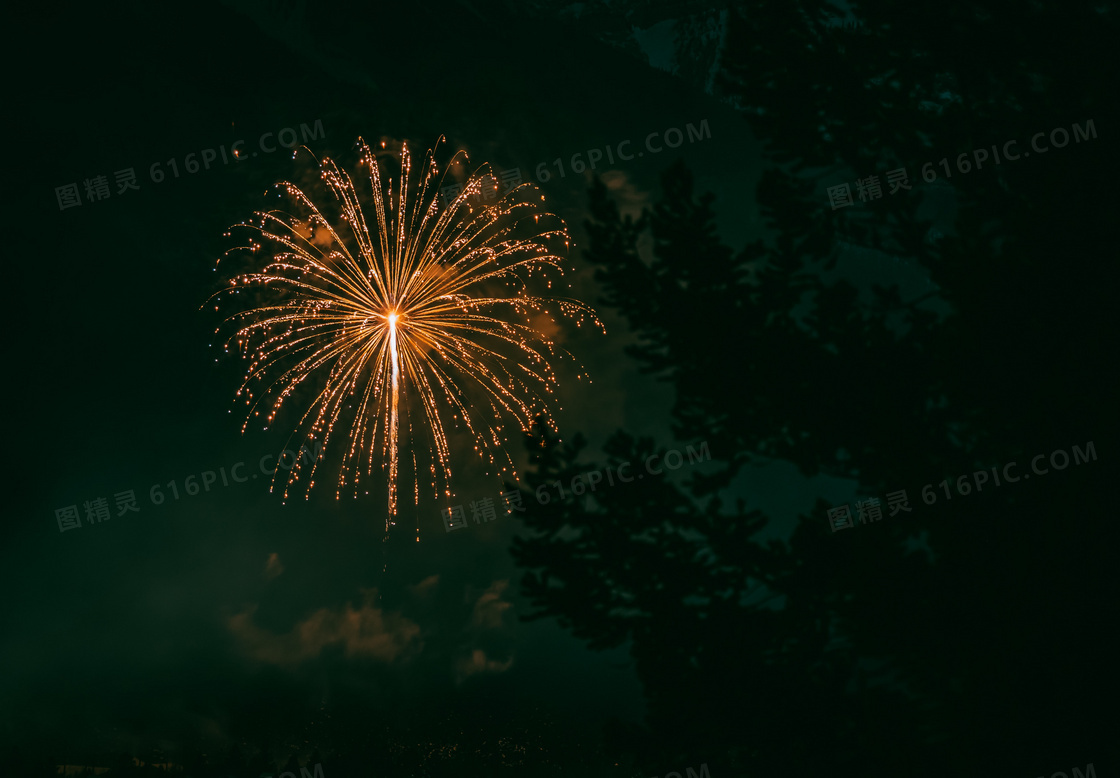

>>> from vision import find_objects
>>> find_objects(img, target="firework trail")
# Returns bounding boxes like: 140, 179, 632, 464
207, 137, 603, 535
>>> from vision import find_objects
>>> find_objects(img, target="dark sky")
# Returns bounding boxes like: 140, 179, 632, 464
6, 0, 950, 768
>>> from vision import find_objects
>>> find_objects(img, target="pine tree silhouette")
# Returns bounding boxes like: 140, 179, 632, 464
513, 0, 1118, 773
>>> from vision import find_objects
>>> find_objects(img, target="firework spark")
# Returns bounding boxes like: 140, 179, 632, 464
207, 137, 603, 534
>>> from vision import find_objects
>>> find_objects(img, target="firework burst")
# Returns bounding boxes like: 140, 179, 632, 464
207, 137, 603, 534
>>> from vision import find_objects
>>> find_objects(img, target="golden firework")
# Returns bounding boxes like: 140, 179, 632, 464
208, 137, 602, 534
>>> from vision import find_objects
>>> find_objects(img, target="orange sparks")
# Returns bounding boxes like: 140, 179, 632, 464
208, 136, 603, 533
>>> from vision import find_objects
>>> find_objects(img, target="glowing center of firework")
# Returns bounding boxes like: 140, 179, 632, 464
387, 310, 401, 518
386, 313, 401, 382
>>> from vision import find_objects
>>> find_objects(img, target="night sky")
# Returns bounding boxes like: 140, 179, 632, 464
8, 0, 1116, 776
